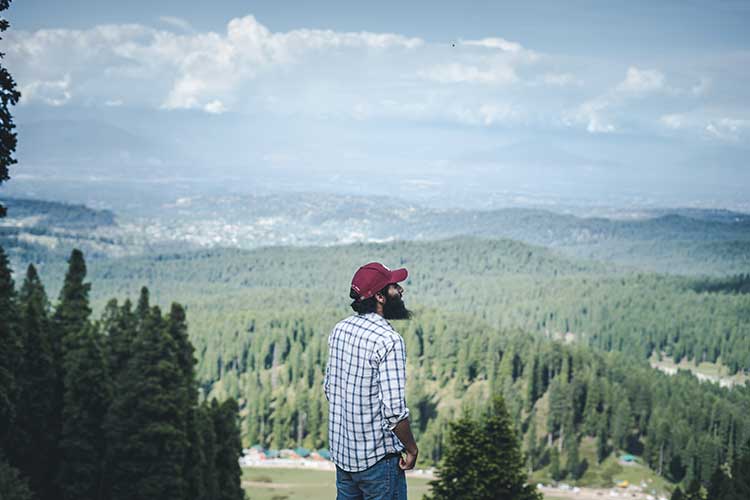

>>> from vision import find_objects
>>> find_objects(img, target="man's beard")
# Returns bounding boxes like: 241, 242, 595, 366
383, 295, 412, 320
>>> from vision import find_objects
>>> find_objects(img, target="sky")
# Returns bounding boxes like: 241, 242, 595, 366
2, 0, 750, 210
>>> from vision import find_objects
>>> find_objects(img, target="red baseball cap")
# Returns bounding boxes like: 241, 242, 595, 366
351, 262, 408, 300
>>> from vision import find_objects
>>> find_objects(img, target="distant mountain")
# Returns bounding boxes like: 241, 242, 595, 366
1, 194, 748, 276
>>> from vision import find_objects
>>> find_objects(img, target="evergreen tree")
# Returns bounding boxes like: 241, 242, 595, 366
0, 249, 32, 500
10, 265, 57, 500
565, 436, 584, 480
596, 422, 609, 464
427, 396, 541, 500
0, 246, 19, 449
50, 249, 93, 499
54, 249, 92, 339
58, 324, 112, 500
186, 406, 208, 500
549, 447, 563, 481
196, 403, 219, 500
212, 398, 245, 500
681, 479, 706, 500
167, 302, 206, 500
0, 0, 21, 218
0, 458, 32, 500
106, 304, 188, 500
102, 298, 136, 382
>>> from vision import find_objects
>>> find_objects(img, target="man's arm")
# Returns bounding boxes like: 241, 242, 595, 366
377, 336, 418, 470
392, 417, 418, 470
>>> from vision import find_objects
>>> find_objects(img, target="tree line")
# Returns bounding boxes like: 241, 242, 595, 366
0, 246, 244, 500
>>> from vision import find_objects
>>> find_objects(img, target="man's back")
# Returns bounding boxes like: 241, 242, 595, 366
325, 312, 409, 472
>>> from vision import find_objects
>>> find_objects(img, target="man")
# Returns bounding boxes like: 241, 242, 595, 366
324, 262, 418, 500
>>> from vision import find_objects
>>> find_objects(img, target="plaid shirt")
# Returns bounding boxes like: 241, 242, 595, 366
324, 312, 410, 472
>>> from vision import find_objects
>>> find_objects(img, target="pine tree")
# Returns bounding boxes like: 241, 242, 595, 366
565, 436, 584, 480
0, 249, 32, 500
0, 458, 32, 500
0, 0, 21, 218
596, 423, 608, 464
58, 324, 112, 500
106, 304, 188, 500
103, 298, 136, 382
196, 402, 219, 500
186, 406, 208, 500
51, 249, 93, 499
0, 245, 20, 450
549, 447, 563, 481
54, 249, 92, 339
213, 398, 245, 500
9, 265, 57, 500
427, 396, 541, 500
167, 302, 205, 500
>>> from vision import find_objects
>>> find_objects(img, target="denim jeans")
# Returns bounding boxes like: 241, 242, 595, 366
335, 454, 407, 500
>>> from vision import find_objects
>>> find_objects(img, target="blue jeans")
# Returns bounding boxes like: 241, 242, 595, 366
335, 454, 407, 500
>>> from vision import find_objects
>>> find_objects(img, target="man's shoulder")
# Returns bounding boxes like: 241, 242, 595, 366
333, 313, 401, 341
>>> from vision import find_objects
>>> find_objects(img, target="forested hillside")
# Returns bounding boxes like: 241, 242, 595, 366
3, 195, 749, 275
0, 247, 244, 500
8, 237, 748, 492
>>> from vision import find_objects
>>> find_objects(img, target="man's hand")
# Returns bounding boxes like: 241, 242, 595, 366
399, 447, 418, 470
392, 418, 418, 470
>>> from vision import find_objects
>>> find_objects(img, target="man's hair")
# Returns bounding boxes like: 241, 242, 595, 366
350, 285, 389, 314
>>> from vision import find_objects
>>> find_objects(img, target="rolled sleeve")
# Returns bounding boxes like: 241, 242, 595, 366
377, 336, 410, 431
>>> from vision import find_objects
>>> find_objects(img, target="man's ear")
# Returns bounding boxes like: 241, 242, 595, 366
375, 292, 386, 305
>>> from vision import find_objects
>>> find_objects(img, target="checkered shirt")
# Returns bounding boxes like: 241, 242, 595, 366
324, 312, 410, 472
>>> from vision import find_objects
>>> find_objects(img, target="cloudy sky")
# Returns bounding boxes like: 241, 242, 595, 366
3, 0, 750, 209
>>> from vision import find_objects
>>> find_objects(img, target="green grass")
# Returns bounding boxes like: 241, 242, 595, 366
528, 437, 672, 497
242, 467, 433, 500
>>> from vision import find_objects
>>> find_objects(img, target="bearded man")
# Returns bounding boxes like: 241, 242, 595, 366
324, 262, 418, 500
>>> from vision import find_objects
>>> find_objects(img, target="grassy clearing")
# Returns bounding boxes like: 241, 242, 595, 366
528, 437, 672, 497
649, 353, 749, 388
242, 467, 433, 500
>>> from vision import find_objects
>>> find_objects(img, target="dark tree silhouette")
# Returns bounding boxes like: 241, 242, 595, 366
0, 0, 20, 218
428, 396, 541, 500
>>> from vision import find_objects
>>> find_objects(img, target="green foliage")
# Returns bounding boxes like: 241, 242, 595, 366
8, 265, 57, 498
0, 458, 32, 500
106, 303, 188, 500
0, 246, 19, 447
0, 0, 20, 218
427, 396, 541, 500
58, 324, 111, 500
212, 398, 245, 500
0, 246, 244, 500
54, 248, 92, 348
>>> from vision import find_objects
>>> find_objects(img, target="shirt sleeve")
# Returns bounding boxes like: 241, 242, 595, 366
377, 336, 410, 431
324, 336, 332, 402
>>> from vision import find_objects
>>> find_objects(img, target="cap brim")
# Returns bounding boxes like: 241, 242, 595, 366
390, 268, 408, 283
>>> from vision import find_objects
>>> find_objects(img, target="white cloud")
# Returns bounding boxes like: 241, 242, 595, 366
477, 103, 518, 125
705, 118, 749, 141
616, 66, 665, 94
204, 99, 227, 114
418, 62, 518, 85
660, 113, 686, 129
461, 37, 524, 53
20, 74, 72, 106
105, 99, 123, 107
566, 97, 615, 133
159, 16, 193, 32
8, 15, 424, 113
540, 73, 581, 86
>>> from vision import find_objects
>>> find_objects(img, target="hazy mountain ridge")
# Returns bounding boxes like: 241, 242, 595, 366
1, 195, 749, 276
